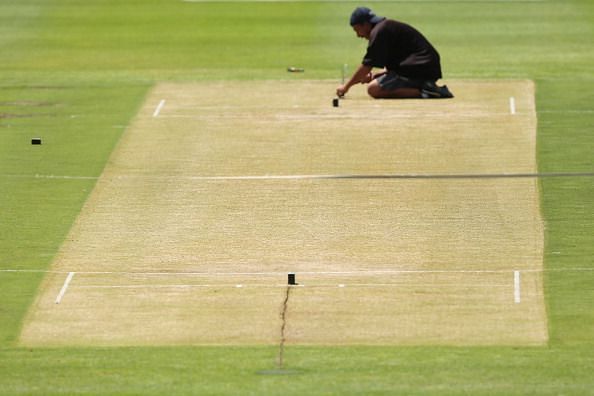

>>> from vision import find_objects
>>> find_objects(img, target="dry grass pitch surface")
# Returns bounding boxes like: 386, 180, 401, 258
20, 80, 547, 346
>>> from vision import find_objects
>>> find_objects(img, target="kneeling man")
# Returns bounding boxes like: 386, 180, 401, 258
337, 7, 453, 99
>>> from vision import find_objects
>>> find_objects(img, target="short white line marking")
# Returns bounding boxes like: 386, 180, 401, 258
55, 272, 75, 304
509, 97, 516, 115
152, 99, 166, 117
514, 270, 521, 303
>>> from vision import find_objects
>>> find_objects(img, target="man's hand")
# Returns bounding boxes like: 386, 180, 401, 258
336, 85, 348, 98
336, 64, 373, 97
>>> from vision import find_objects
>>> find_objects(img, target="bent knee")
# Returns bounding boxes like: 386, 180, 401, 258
367, 83, 383, 98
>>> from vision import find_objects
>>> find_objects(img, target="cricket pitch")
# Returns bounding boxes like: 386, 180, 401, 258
20, 80, 547, 346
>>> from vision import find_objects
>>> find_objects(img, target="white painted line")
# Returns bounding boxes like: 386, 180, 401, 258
71, 269, 535, 276
55, 272, 75, 304
160, 112, 489, 121
5, 268, 594, 276
112, 172, 594, 182
514, 270, 521, 303
77, 282, 509, 290
3, 172, 593, 182
152, 99, 166, 117
509, 97, 516, 115
78, 284, 255, 289
0, 268, 557, 275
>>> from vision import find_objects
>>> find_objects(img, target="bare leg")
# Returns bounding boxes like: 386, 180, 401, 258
367, 79, 421, 99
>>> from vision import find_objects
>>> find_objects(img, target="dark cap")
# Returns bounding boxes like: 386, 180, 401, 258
350, 7, 385, 26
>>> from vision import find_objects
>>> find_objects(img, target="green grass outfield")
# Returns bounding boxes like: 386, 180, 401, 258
1, 0, 593, 394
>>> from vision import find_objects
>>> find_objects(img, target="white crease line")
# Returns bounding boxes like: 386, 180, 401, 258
76, 283, 510, 289
55, 272, 75, 304
157, 112, 509, 121
7, 268, 594, 276
509, 97, 516, 115
66, 269, 539, 276
0, 268, 563, 275
152, 99, 166, 117
113, 172, 594, 181
79, 284, 306, 289
514, 270, 521, 303
3, 172, 593, 182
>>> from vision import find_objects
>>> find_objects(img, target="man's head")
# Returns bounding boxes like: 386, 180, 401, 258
349, 7, 384, 39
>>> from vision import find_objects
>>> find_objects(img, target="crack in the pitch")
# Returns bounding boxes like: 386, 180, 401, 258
278, 285, 292, 369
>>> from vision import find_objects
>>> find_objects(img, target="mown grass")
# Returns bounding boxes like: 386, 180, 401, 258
1, 346, 593, 395
1, 0, 593, 394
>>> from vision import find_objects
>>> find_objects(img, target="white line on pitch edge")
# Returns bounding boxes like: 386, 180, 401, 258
509, 97, 516, 115
153, 99, 166, 117
514, 270, 521, 303
55, 272, 75, 304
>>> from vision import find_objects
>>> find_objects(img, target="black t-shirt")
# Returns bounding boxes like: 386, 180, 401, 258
362, 19, 442, 80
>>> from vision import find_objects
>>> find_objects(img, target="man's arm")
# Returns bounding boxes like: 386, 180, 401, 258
336, 64, 373, 97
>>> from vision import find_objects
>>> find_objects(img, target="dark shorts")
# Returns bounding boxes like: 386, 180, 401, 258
376, 72, 431, 91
